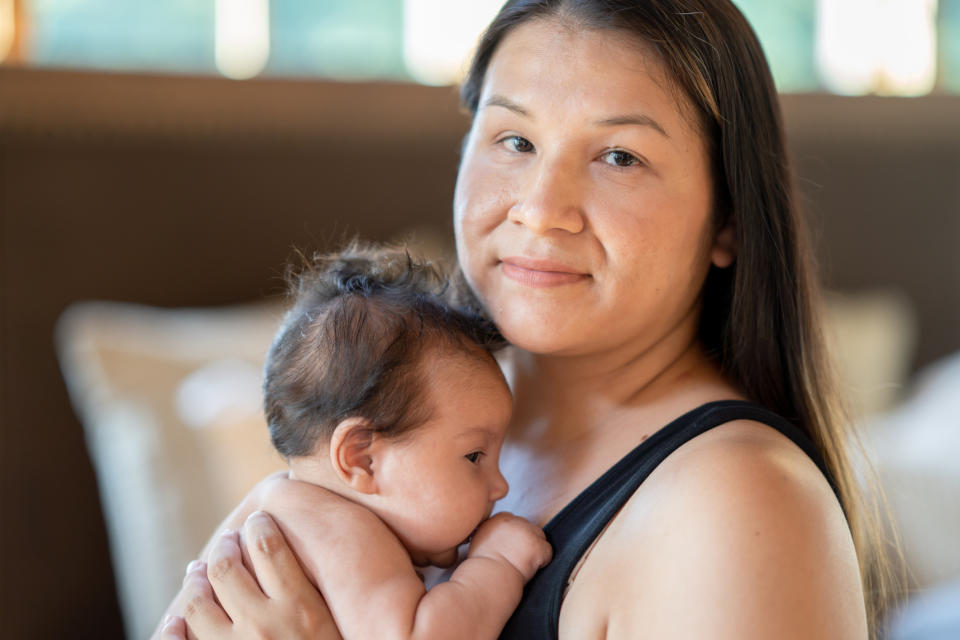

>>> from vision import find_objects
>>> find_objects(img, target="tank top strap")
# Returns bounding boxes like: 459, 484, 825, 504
499, 400, 839, 639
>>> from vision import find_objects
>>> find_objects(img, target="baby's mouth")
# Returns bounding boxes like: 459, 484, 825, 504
464, 521, 484, 545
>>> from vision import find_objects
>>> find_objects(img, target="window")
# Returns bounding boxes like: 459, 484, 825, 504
24, 0, 216, 75
941, 0, 960, 91
733, 0, 819, 92
3, 0, 960, 95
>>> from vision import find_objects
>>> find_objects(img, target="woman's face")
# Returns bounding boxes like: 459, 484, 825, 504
454, 18, 732, 357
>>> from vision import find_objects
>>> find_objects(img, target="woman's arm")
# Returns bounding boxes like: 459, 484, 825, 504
560, 421, 869, 639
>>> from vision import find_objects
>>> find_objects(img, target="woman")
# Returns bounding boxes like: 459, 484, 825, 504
161, 1, 894, 637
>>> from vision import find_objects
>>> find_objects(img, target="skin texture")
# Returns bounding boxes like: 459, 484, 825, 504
296, 349, 517, 571
159, 16, 868, 640
158, 350, 552, 640
454, 25, 726, 362
459, 20, 866, 639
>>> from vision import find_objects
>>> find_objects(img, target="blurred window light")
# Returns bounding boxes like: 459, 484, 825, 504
0, 0, 14, 62
402, 0, 504, 85
817, 0, 939, 95
7, 0, 960, 93
23, 0, 215, 74
732, 0, 819, 92
215, 0, 269, 79
267, 0, 405, 79
942, 0, 960, 91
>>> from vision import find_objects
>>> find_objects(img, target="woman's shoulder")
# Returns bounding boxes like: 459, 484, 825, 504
654, 416, 841, 506
642, 418, 851, 549
560, 419, 868, 639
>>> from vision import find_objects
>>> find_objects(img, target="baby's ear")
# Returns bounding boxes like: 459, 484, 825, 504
330, 417, 379, 494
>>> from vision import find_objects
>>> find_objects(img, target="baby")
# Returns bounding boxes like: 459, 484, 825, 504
244, 243, 551, 639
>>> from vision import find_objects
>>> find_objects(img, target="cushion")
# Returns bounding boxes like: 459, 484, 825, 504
56, 301, 287, 640
862, 352, 960, 590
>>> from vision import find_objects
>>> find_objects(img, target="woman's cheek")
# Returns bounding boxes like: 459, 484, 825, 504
460, 147, 526, 215
455, 164, 513, 265
454, 209, 493, 307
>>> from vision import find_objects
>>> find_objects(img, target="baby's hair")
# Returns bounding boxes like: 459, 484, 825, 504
264, 240, 506, 458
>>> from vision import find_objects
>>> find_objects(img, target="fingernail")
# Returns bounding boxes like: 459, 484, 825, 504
185, 559, 204, 574
247, 510, 269, 522
163, 614, 173, 625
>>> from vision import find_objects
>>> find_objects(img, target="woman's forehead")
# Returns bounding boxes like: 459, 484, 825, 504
479, 17, 701, 137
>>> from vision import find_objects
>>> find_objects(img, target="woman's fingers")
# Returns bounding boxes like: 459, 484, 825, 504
205, 529, 268, 619
190, 511, 341, 639
243, 510, 315, 599
158, 615, 187, 640
236, 511, 343, 639
180, 561, 232, 638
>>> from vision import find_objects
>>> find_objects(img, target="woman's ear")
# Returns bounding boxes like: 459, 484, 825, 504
329, 417, 379, 495
711, 218, 736, 268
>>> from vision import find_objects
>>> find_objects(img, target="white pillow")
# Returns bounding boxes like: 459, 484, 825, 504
56, 301, 287, 640
861, 352, 960, 590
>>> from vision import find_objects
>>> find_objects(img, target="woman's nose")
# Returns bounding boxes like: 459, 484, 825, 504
489, 468, 509, 502
507, 155, 585, 235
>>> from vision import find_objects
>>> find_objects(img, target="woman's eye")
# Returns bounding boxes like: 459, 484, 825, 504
602, 150, 641, 168
503, 136, 534, 153
465, 451, 483, 464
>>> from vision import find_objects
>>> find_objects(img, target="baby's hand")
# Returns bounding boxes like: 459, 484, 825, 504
467, 512, 552, 581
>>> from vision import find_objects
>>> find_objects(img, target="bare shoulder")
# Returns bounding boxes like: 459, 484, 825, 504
561, 420, 868, 640
261, 473, 387, 534
258, 476, 418, 595
650, 418, 847, 526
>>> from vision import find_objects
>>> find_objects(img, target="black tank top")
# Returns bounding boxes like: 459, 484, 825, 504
499, 400, 840, 639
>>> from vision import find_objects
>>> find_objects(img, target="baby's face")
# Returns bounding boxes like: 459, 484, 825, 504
372, 349, 513, 567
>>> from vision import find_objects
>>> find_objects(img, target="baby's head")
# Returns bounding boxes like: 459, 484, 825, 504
264, 242, 513, 567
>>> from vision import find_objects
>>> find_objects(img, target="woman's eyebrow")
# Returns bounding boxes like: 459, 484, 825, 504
480, 95, 667, 138
595, 114, 669, 138
480, 94, 531, 118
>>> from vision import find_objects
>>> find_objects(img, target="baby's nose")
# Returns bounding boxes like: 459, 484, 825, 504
490, 469, 509, 502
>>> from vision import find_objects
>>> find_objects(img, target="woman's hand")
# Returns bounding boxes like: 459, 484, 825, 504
156, 511, 342, 640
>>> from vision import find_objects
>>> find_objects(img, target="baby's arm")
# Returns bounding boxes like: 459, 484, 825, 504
258, 477, 551, 640
410, 512, 552, 638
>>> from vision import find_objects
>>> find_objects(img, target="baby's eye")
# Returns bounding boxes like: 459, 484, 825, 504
502, 135, 534, 153
465, 451, 483, 464
601, 149, 642, 168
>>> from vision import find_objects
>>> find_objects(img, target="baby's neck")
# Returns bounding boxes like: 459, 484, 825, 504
287, 455, 355, 500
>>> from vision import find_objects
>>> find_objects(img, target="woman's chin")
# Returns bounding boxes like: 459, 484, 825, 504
490, 307, 591, 356
497, 325, 583, 357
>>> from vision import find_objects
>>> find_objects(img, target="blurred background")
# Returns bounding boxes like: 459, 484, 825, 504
1, 1, 958, 638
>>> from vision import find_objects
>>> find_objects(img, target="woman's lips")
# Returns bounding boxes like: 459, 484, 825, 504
499, 256, 590, 287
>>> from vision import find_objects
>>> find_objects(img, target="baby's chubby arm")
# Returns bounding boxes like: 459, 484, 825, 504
411, 512, 553, 638
259, 477, 552, 640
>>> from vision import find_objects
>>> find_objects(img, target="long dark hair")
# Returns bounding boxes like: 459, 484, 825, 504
461, 0, 898, 634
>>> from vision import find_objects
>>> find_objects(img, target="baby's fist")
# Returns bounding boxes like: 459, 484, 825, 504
468, 512, 552, 581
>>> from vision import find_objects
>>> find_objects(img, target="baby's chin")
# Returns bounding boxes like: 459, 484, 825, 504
411, 547, 460, 569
